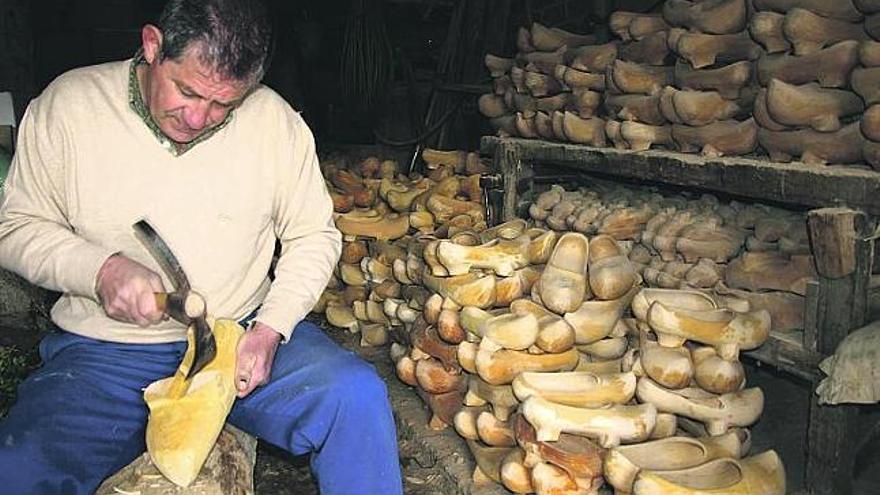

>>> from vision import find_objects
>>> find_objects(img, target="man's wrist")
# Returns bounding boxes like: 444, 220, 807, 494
249, 320, 283, 343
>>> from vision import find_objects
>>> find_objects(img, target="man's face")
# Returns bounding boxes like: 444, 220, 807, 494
139, 40, 252, 144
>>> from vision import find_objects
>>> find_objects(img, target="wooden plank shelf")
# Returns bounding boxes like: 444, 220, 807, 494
481, 136, 880, 216
743, 330, 824, 382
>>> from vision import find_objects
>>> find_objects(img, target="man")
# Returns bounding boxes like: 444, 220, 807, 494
0, 1, 403, 493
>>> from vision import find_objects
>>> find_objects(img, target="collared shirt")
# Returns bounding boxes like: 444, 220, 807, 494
127, 51, 233, 156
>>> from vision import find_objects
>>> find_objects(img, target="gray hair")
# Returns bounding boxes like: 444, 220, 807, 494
156, 0, 272, 84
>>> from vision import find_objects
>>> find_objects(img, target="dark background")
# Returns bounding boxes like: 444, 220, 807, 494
0, 0, 648, 151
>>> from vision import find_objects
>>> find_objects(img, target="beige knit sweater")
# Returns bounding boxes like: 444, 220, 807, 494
0, 59, 341, 343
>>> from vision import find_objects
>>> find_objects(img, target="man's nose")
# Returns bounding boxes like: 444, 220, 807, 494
183, 101, 211, 130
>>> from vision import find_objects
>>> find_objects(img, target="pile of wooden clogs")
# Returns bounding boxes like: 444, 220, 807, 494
481, 0, 880, 171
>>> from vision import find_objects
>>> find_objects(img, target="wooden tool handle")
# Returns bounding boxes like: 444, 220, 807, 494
154, 291, 206, 323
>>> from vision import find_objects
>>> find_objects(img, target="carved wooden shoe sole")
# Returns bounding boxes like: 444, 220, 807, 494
539, 232, 590, 314
756, 40, 859, 87
636, 376, 764, 435
512, 371, 637, 408
521, 396, 658, 447
663, 0, 748, 35
647, 301, 771, 360
604, 432, 744, 493
765, 79, 864, 132
632, 450, 786, 495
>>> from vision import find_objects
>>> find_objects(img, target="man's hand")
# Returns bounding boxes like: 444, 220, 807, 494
96, 254, 166, 326
235, 321, 282, 398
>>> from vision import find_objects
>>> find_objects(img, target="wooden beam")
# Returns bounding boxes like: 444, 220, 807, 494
804, 210, 873, 495
481, 137, 880, 215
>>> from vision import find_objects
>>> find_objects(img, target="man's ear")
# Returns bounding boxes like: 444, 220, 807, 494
141, 25, 163, 64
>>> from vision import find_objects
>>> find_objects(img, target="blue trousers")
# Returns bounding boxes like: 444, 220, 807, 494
0, 321, 403, 495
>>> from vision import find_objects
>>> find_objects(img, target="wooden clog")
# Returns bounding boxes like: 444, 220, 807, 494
475, 346, 579, 385
672, 30, 762, 69
635, 377, 764, 435
512, 371, 637, 408
631, 450, 785, 495
565, 42, 619, 72
521, 396, 657, 447
851, 66, 880, 105
618, 31, 671, 66
589, 234, 638, 300
765, 79, 864, 132
750, 11, 791, 53
756, 40, 859, 87
724, 251, 816, 295
692, 345, 746, 394
663, 0, 749, 34
673, 60, 752, 100
564, 286, 638, 344
671, 118, 758, 157
606, 59, 673, 95
783, 8, 867, 56
561, 112, 607, 146
757, 121, 865, 164
753, 0, 863, 22
539, 232, 590, 314
621, 121, 673, 151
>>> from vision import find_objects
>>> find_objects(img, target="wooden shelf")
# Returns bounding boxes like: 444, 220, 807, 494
743, 329, 824, 382
481, 136, 880, 215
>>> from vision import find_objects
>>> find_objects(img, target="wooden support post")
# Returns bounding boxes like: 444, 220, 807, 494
494, 142, 522, 222
804, 208, 873, 495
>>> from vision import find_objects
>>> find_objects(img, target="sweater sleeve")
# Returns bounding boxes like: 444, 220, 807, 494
0, 90, 117, 298
252, 112, 341, 341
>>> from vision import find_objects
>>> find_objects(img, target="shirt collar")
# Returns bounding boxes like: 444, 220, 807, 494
128, 50, 234, 156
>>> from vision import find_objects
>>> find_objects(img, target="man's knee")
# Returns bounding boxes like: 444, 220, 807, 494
326, 357, 391, 412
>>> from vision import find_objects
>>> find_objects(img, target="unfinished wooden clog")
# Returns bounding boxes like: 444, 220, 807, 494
604, 433, 744, 493
564, 286, 638, 344
620, 121, 673, 151
477, 411, 516, 447
852, 67, 880, 105
539, 232, 590, 314
467, 439, 513, 485
475, 346, 579, 385
672, 118, 758, 158
422, 271, 497, 308
611, 12, 668, 42
618, 31, 671, 66
725, 251, 816, 295
715, 281, 805, 331
632, 288, 717, 322
672, 30, 762, 69
561, 112, 607, 146
484, 54, 514, 77
605, 94, 666, 125
753, 0, 863, 22
758, 121, 865, 164
765, 79, 864, 132
589, 235, 638, 300
512, 371, 636, 408
531, 462, 598, 495
639, 337, 695, 389
501, 448, 534, 494
676, 221, 747, 263
415, 357, 464, 394
673, 60, 752, 99
636, 377, 764, 435
144, 319, 243, 487
466, 375, 519, 421
435, 235, 529, 277
756, 40, 859, 87
647, 301, 771, 360
479, 312, 541, 351
860, 39, 880, 66
513, 414, 604, 482
662, 87, 744, 126
783, 8, 867, 56
607, 59, 673, 95
663, 0, 748, 35
631, 450, 785, 495
566, 42, 619, 72
521, 396, 657, 447
531, 22, 596, 51
335, 209, 409, 241
692, 345, 746, 394
750, 11, 792, 53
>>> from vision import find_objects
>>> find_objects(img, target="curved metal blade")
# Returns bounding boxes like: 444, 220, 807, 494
132, 220, 191, 293
187, 317, 217, 379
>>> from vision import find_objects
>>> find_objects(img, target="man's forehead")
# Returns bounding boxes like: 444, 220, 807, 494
169, 49, 251, 100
